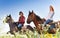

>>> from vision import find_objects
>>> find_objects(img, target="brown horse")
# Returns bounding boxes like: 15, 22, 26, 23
27, 10, 46, 34
27, 10, 56, 34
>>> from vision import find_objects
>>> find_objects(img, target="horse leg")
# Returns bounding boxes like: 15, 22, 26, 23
7, 31, 10, 34
7, 31, 15, 35
48, 28, 56, 34
15, 26, 18, 32
10, 30, 16, 37
36, 24, 43, 34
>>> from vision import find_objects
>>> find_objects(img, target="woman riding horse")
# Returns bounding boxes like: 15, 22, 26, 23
44, 5, 55, 27
43, 5, 56, 34
27, 7, 56, 34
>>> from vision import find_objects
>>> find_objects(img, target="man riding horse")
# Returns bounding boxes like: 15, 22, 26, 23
17, 11, 25, 30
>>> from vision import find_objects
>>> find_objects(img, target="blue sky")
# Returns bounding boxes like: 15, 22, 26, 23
0, 0, 60, 21
0, 0, 60, 33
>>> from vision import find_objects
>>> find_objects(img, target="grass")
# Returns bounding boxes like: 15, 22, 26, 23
0, 28, 60, 38
0, 31, 60, 38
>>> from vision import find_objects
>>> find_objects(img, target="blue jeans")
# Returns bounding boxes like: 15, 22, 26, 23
44, 19, 55, 29
18, 24, 23, 30
44, 19, 52, 26
49, 24, 55, 29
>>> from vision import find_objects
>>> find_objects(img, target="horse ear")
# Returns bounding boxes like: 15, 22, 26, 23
29, 11, 31, 14
32, 10, 34, 13
9, 14, 11, 17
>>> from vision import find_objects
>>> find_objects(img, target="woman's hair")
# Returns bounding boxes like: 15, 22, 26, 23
50, 5, 54, 12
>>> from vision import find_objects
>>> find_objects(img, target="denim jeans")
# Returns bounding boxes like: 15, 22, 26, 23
44, 19, 52, 26
18, 24, 23, 30
44, 19, 55, 29
45, 19, 52, 24
49, 24, 55, 29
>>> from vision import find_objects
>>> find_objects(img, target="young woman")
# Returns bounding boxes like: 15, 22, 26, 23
44, 5, 55, 26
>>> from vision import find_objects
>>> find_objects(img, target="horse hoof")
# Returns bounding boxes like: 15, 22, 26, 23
7, 32, 8, 34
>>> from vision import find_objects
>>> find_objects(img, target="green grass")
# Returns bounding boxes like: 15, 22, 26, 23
0, 33, 60, 38
0, 29, 60, 38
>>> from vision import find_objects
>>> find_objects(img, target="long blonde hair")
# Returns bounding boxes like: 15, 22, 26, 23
50, 5, 54, 12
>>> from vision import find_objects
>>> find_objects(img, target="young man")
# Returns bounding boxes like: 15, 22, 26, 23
18, 11, 25, 30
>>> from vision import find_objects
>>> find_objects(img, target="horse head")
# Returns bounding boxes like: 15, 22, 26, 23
27, 10, 35, 24
4, 14, 13, 23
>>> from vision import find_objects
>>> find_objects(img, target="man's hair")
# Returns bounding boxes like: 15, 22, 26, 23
19, 11, 23, 15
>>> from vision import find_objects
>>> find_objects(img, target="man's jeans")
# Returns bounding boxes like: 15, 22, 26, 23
18, 24, 23, 30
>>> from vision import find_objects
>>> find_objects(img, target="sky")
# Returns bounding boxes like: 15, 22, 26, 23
0, 0, 60, 27
0, 0, 60, 33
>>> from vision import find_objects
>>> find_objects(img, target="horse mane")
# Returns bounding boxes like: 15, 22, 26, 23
35, 14, 42, 21
29, 11, 42, 21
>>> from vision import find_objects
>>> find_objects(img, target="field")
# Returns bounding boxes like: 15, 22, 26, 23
0, 29, 60, 38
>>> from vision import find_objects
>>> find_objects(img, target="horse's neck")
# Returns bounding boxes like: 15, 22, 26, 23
8, 20, 14, 25
8, 21, 14, 27
35, 15, 44, 23
33, 18, 39, 27
33, 16, 44, 26
33, 18, 42, 31
41, 18, 46, 23
8, 22, 13, 25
